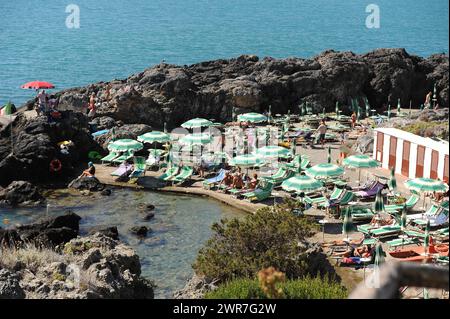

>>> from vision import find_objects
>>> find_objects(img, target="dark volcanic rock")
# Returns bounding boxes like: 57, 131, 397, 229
0, 111, 102, 186
0, 269, 25, 299
88, 226, 119, 240
130, 226, 149, 237
0, 181, 45, 206
68, 176, 105, 192
0, 211, 81, 248
49, 49, 448, 129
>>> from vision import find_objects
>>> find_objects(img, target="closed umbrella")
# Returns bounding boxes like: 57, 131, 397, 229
281, 175, 323, 193
397, 98, 401, 115
181, 118, 214, 129
387, 104, 391, 119
342, 208, 353, 240
400, 205, 408, 231
0, 101, 14, 115
305, 163, 344, 179
387, 167, 397, 193
108, 139, 143, 152
374, 243, 385, 268
374, 190, 385, 215
364, 97, 370, 117
237, 112, 267, 123
327, 147, 332, 164
268, 105, 272, 124
424, 220, 431, 255
335, 101, 339, 118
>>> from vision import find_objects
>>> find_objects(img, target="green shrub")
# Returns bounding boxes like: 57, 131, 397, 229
193, 201, 318, 282
205, 277, 347, 299
400, 121, 449, 140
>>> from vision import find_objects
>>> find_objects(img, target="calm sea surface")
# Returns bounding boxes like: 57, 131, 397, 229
0, 0, 448, 106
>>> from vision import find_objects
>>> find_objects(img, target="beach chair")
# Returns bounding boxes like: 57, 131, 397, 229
386, 237, 420, 249
170, 166, 194, 184
316, 187, 345, 208
202, 169, 227, 189
357, 224, 401, 238
158, 166, 179, 180
411, 209, 448, 228
407, 204, 441, 221
440, 200, 449, 209
354, 181, 385, 199
129, 156, 147, 178
352, 180, 376, 192
111, 162, 133, 176
262, 168, 295, 185
384, 194, 420, 213
344, 206, 374, 222
336, 190, 354, 205
242, 182, 274, 202
101, 151, 120, 164
304, 194, 327, 206
112, 150, 134, 164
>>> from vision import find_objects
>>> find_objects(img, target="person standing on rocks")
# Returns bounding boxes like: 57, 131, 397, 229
88, 93, 96, 118
424, 91, 432, 109
351, 112, 357, 129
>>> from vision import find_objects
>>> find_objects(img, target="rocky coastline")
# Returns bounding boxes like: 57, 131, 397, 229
0, 212, 154, 299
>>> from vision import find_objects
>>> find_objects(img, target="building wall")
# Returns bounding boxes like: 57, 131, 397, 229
382, 134, 390, 168
395, 138, 403, 175
409, 143, 418, 178
423, 147, 432, 178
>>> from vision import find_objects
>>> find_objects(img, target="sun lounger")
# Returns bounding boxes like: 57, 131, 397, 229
170, 166, 194, 184
344, 206, 374, 221
111, 162, 133, 176
384, 194, 420, 212
407, 204, 441, 221
352, 180, 376, 192
158, 166, 179, 180
316, 188, 345, 208
357, 224, 401, 238
440, 200, 449, 209
412, 209, 449, 227
112, 151, 134, 164
386, 237, 420, 248
203, 169, 227, 189
261, 168, 295, 185
354, 181, 386, 199
242, 182, 274, 202
101, 151, 120, 164
336, 190, 354, 205
129, 156, 147, 178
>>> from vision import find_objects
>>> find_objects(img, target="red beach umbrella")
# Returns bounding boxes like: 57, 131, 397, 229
20, 81, 55, 90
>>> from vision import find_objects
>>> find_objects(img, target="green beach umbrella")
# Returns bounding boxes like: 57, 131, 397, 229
268, 105, 272, 123
335, 101, 339, 117
291, 139, 296, 156
163, 122, 167, 133
256, 145, 291, 159
108, 139, 143, 152
137, 131, 170, 144
327, 147, 332, 164
229, 154, 265, 168
374, 243, 385, 268
364, 97, 370, 117
387, 104, 391, 119
343, 155, 380, 184
405, 178, 449, 193
231, 108, 236, 122
281, 175, 323, 193
181, 118, 214, 129
388, 167, 397, 192
179, 133, 212, 146
305, 163, 344, 179
397, 98, 401, 114
1, 101, 13, 115
322, 107, 326, 118
409, 100, 412, 118
237, 112, 267, 123
374, 190, 385, 214
342, 209, 354, 239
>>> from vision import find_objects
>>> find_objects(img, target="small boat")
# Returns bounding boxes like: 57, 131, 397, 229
389, 244, 448, 263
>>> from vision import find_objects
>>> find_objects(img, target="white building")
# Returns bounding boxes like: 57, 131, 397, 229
373, 128, 449, 183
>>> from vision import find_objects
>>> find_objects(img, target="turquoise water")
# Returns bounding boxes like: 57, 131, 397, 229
0, 0, 448, 106
0, 189, 242, 298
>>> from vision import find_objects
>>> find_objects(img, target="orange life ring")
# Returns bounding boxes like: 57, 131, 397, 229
50, 159, 62, 172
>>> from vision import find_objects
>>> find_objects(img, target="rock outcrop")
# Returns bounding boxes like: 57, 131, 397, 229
47, 49, 448, 129
0, 181, 45, 207
0, 211, 81, 248
0, 111, 102, 187
0, 234, 154, 299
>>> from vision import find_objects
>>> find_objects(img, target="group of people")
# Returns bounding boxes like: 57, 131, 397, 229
220, 168, 258, 191
36, 90, 59, 117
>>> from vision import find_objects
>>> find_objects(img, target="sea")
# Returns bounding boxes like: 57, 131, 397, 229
0, 0, 448, 107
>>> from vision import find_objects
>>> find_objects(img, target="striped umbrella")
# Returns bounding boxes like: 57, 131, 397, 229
256, 145, 291, 159
305, 163, 344, 179
387, 104, 391, 119
388, 167, 397, 192
342, 208, 353, 240
374, 190, 385, 214
181, 118, 214, 129
291, 139, 297, 156
335, 101, 339, 117
268, 105, 272, 124
364, 97, 370, 117
108, 139, 143, 152
179, 133, 212, 146
137, 131, 170, 144
237, 112, 267, 123
343, 155, 380, 184
163, 122, 167, 133
281, 175, 323, 193
1, 101, 13, 115
405, 178, 449, 193
397, 98, 401, 114
229, 154, 265, 168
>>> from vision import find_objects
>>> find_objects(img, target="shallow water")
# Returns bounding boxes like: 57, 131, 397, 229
0, 0, 448, 106
0, 188, 242, 298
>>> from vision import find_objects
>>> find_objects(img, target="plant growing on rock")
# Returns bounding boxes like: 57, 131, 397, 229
193, 202, 318, 282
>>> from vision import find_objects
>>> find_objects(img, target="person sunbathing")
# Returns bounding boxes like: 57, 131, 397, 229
248, 174, 258, 190
369, 214, 395, 227
220, 171, 233, 189
232, 173, 244, 189
80, 162, 96, 178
